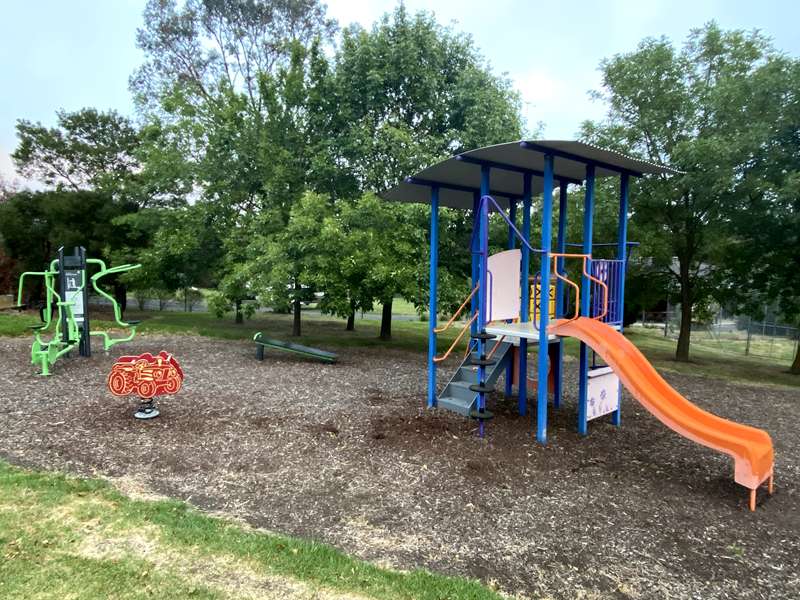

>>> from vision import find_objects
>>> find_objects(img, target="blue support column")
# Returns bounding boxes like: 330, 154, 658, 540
471, 192, 480, 337
578, 165, 596, 436
536, 155, 555, 444
477, 166, 491, 436
427, 186, 440, 409
505, 198, 517, 397
613, 173, 630, 426
518, 174, 532, 416
553, 181, 568, 409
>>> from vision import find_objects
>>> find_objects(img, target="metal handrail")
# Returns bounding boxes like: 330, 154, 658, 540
434, 286, 478, 334
470, 195, 547, 256
551, 261, 581, 321
487, 335, 506, 359
548, 253, 609, 322
433, 313, 478, 363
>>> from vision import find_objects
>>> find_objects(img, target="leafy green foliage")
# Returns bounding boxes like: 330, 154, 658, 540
331, 5, 524, 192
0, 190, 137, 275
583, 22, 797, 360
132, 0, 337, 115
12, 109, 140, 193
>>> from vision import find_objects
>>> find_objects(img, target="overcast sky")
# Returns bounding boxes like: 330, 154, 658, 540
2, 0, 799, 186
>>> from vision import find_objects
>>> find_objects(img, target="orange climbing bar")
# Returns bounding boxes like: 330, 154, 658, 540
548, 252, 609, 321
433, 313, 477, 363
434, 286, 478, 334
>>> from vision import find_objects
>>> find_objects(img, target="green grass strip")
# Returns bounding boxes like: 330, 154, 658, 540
0, 460, 503, 600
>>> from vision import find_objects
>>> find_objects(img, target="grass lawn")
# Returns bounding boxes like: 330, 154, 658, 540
0, 460, 502, 600
625, 327, 799, 388
1, 309, 797, 388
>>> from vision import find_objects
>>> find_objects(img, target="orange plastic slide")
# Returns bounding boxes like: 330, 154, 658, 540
549, 317, 774, 510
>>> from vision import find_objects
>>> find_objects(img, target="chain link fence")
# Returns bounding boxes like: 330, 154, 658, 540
638, 310, 799, 363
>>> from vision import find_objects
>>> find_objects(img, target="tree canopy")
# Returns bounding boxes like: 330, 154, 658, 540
582, 22, 799, 361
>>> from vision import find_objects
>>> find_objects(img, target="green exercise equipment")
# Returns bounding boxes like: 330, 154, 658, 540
15, 246, 141, 376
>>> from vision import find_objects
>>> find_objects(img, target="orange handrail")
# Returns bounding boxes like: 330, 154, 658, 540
433, 313, 478, 363
487, 335, 506, 359
551, 261, 581, 321
548, 253, 609, 322
434, 285, 478, 334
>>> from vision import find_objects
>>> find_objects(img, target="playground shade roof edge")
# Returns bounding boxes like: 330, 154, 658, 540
381, 139, 680, 211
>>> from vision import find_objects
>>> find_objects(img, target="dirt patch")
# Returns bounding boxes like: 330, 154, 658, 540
1, 333, 799, 599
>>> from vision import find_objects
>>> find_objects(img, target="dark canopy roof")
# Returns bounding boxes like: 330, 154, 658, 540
381, 140, 679, 211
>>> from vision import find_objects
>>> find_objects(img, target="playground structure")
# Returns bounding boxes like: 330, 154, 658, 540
253, 332, 337, 363
15, 246, 141, 376
383, 140, 774, 510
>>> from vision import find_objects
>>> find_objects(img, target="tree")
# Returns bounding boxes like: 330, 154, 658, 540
0, 190, 138, 303
722, 59, 800, 372
247, 192, 329, 336
316, 5, 524, 336
13, 109, 140, 193
582, 23, 795, 361
132, 0, 336, 116
135, 205, 223, 307
331, 5, 523, 193
310, 197, 378, 331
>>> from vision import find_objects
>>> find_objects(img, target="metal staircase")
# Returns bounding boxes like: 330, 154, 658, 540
436, 340, 513, 416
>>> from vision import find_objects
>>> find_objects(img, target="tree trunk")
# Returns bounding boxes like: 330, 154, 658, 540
346, 311, 355, 331
113, 282, 127, 317
791, 340, 800, 375
292, 281, 301, 336
675, 259, 692, 362
380, 299, 392, 341
235, 299, 243, 324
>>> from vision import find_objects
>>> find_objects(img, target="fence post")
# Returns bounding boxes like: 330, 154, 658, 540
745, 317, 751, 356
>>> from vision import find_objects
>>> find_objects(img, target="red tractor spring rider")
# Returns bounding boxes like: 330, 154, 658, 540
107, 351, 184, 419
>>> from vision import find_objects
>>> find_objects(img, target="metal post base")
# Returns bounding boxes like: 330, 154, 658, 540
134, 400, 160, 420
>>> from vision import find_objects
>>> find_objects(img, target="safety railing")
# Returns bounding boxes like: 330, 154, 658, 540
590, 259, 624, 326
433, 313, 477, 363
548, 253, 609, 322
433, 285, 479, 363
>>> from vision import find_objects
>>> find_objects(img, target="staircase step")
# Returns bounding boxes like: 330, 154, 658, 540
454, 366, 479, 382
437, 395, 475, 416
448, 380, 478, 401
436, 341, 514, 419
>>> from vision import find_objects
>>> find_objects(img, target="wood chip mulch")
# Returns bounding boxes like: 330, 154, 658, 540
1, 333, 798, 599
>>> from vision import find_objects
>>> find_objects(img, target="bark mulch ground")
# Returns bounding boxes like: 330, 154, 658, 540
1, 333, 798, 599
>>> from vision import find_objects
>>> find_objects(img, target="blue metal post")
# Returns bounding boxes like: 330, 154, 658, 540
505, 198, 517, 397
477, 166, 491, 436
554, 181, 568, 409
471, 192, 480, 337
613, 174, 630, 426
427, 186, 440, 408
536, 155, 555, 444
578, 165, 595, 436
518, 174, 532, 416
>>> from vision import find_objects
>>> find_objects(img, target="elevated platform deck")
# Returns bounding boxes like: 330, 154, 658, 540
485, 320, 622, 343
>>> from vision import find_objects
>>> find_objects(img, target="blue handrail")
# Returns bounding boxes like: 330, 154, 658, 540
470, 195, 547, 256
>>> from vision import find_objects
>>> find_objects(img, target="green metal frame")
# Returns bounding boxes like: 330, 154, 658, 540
16, 256, 141, 375
87, 259, 142, 351
18, 265, 82, 376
